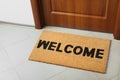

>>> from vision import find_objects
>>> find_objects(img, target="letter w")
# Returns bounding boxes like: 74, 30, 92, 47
37, 40, 50, 49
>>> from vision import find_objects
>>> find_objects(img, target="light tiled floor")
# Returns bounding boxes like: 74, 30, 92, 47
0, 22, 120, 80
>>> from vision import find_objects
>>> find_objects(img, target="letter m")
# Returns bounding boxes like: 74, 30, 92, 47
83, 47, 95, 58
37, 40, 50, 49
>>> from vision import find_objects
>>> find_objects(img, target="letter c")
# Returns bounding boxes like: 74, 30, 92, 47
64, 44, 73, 53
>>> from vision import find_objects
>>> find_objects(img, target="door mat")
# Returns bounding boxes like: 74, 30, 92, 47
29, 30, 111, 73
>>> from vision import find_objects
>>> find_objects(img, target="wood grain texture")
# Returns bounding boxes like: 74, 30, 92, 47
42, 0, 119, 32
114, 0, 120, 39
30, 0, 120, 39
30, 0, 44, 29
51, 0, 105, 16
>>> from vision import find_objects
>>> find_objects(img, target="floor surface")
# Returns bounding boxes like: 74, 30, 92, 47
0, 22, 120, 80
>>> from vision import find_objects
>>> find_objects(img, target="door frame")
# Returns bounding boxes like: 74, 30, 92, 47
114, 0, 120, 40
30, 0, 120, 40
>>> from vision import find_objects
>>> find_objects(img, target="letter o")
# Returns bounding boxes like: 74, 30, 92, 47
73, 46, 83, 55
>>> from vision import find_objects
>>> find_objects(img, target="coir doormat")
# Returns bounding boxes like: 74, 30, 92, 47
29, 30, 111, 73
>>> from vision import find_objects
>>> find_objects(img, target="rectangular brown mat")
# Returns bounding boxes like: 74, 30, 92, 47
29, 30, 110, 73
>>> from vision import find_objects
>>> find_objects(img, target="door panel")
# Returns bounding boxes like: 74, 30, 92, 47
41, 0, 119, 32
51, 0, 105, 16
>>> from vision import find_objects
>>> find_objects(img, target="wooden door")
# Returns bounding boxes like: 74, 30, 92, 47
30, 0, 120, 39
41, 0, 118, 32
